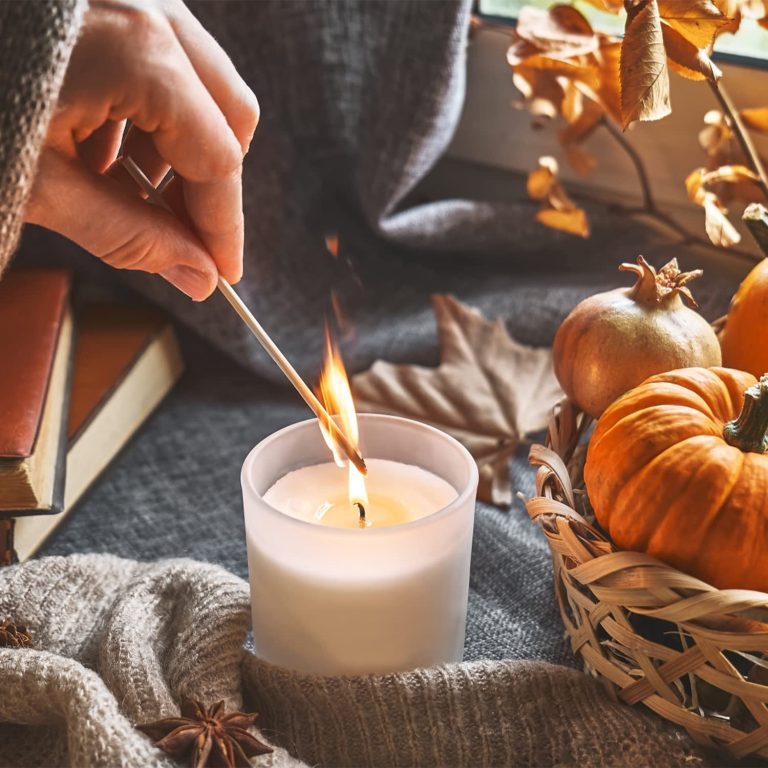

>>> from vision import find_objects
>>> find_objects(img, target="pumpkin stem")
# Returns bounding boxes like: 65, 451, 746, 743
620, 256, 703, 307
724, 374, 768, 453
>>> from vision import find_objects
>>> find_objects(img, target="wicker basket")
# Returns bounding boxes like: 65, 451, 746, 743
527, 399, 768, 761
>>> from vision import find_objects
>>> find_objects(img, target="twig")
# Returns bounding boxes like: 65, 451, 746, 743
707, 79, 768, 200
601, 117, 654, 212
599, 119, 759, 262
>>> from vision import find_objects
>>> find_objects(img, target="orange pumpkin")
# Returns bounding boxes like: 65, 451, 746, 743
721, 258, 768, 377
584, 366, 768, 591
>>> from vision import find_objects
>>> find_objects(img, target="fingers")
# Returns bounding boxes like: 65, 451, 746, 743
121, 30, 246, 284
77, 119, 126, 173
26, 149, 218, 301
166, 0, 260, 154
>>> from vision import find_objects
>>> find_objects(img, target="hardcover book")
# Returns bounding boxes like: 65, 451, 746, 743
11, 303, 185, 562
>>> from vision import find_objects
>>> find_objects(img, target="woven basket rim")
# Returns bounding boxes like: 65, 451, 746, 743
526, 398, 768, 760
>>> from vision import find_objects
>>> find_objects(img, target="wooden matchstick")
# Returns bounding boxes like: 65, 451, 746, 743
120, 156, 367, 476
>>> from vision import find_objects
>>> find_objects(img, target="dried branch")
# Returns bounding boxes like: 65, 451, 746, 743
707, 79, 768, 199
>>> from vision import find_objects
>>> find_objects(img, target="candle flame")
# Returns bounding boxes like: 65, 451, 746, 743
318, 328, 368, 508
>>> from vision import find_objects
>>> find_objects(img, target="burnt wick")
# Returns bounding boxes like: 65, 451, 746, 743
354, 501, 366, 527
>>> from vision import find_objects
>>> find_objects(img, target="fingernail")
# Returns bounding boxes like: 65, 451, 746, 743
161, 266, 214, 301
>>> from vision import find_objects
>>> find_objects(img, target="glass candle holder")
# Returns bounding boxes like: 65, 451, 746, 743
241, 414, 478, 676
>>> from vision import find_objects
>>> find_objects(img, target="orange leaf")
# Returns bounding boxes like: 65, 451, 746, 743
537, 208, 591, 237
581, 0, 625, 11
657, 0, 731, 47
528, 157, 590, 237
741, 107, 768, 133
620, 0, 672, 128
661, 22, 722, 80
560, 97, 604, 144
527, 156, 558, 199
594, 39, 623, 124
512, 67, 565, 118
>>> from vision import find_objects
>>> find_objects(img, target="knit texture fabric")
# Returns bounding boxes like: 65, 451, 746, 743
0, 553, 716, 767
0, 0, 86, 275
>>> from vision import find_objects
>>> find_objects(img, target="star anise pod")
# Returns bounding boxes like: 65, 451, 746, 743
0, 619, 33, 648
137, 699, 272, 768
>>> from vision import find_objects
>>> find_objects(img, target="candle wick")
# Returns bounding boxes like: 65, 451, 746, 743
354, 501, 366, 527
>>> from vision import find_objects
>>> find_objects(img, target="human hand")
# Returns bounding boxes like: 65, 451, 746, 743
25, 0, 259, 300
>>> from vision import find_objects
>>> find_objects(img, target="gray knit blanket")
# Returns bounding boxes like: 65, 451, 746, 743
0, 1, 736, 765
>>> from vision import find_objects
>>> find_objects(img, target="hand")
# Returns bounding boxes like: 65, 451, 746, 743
25, 0, 259, 300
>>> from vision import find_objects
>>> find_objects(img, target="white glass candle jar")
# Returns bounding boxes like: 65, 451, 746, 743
241, 414, 478, 676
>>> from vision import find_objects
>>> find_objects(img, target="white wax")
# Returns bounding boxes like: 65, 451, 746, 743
243, 415, 478, 675
263, 458, 457, 528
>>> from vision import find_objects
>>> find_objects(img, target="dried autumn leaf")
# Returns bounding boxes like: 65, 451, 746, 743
699, 109, 733, 166
657, 0, 732, 47
581, 0, 625, 11
661, 22, 722, 80
594, 38, 623, 124
511, 66, 565, 119
537, 207, 591, 235
620, 0, 672, 128
352, 295, 564, 506
565, 144, 598, 175
703, 196, 742, 245
741, 107, 768, 133
527, 156, 558, 198
527, 157, 591, 237
686, 166, 742, 245
514, 4, 598, 59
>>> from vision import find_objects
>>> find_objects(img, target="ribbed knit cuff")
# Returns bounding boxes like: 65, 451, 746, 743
0, 0, 87, 275
243, 655, 712, 767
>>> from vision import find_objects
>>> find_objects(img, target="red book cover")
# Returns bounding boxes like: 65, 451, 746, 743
0, 269, 71, 458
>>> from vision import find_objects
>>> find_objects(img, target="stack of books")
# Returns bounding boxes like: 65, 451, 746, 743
0, 268, 184, 564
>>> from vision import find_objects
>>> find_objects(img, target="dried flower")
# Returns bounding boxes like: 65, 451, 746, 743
137, 699, 272, 768
0, 619, 32, 648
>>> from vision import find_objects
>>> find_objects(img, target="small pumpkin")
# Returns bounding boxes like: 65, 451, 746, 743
584, 366, 768, 591
553, 256, 721, 418
721, 258, 768, 377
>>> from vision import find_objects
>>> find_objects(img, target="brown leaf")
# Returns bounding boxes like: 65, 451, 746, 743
661, 22, 722, 80
352, 295, 563, 507
698, 109, 733, 166
560, 93, 604, 144
657, 0, 731, 47
685, 167, 742, 245
741, 107, 768, 133
511, 66, 565, 119
514, 4, 598, 59
620, 0, 672, 128
565, 144, 598, 175
703, 195, 741, 245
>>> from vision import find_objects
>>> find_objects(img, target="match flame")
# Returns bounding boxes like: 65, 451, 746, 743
318, 328, 368, 508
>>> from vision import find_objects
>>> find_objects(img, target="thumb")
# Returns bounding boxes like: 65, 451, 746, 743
26, 150, 218, 301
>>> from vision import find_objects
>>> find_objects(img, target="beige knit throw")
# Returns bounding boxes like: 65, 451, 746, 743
0, 554, 716, 767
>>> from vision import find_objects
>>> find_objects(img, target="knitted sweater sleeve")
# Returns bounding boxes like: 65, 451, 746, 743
0, 0, 87, 276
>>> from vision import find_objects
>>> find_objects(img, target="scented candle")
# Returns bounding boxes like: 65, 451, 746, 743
241, 414, 478, 676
